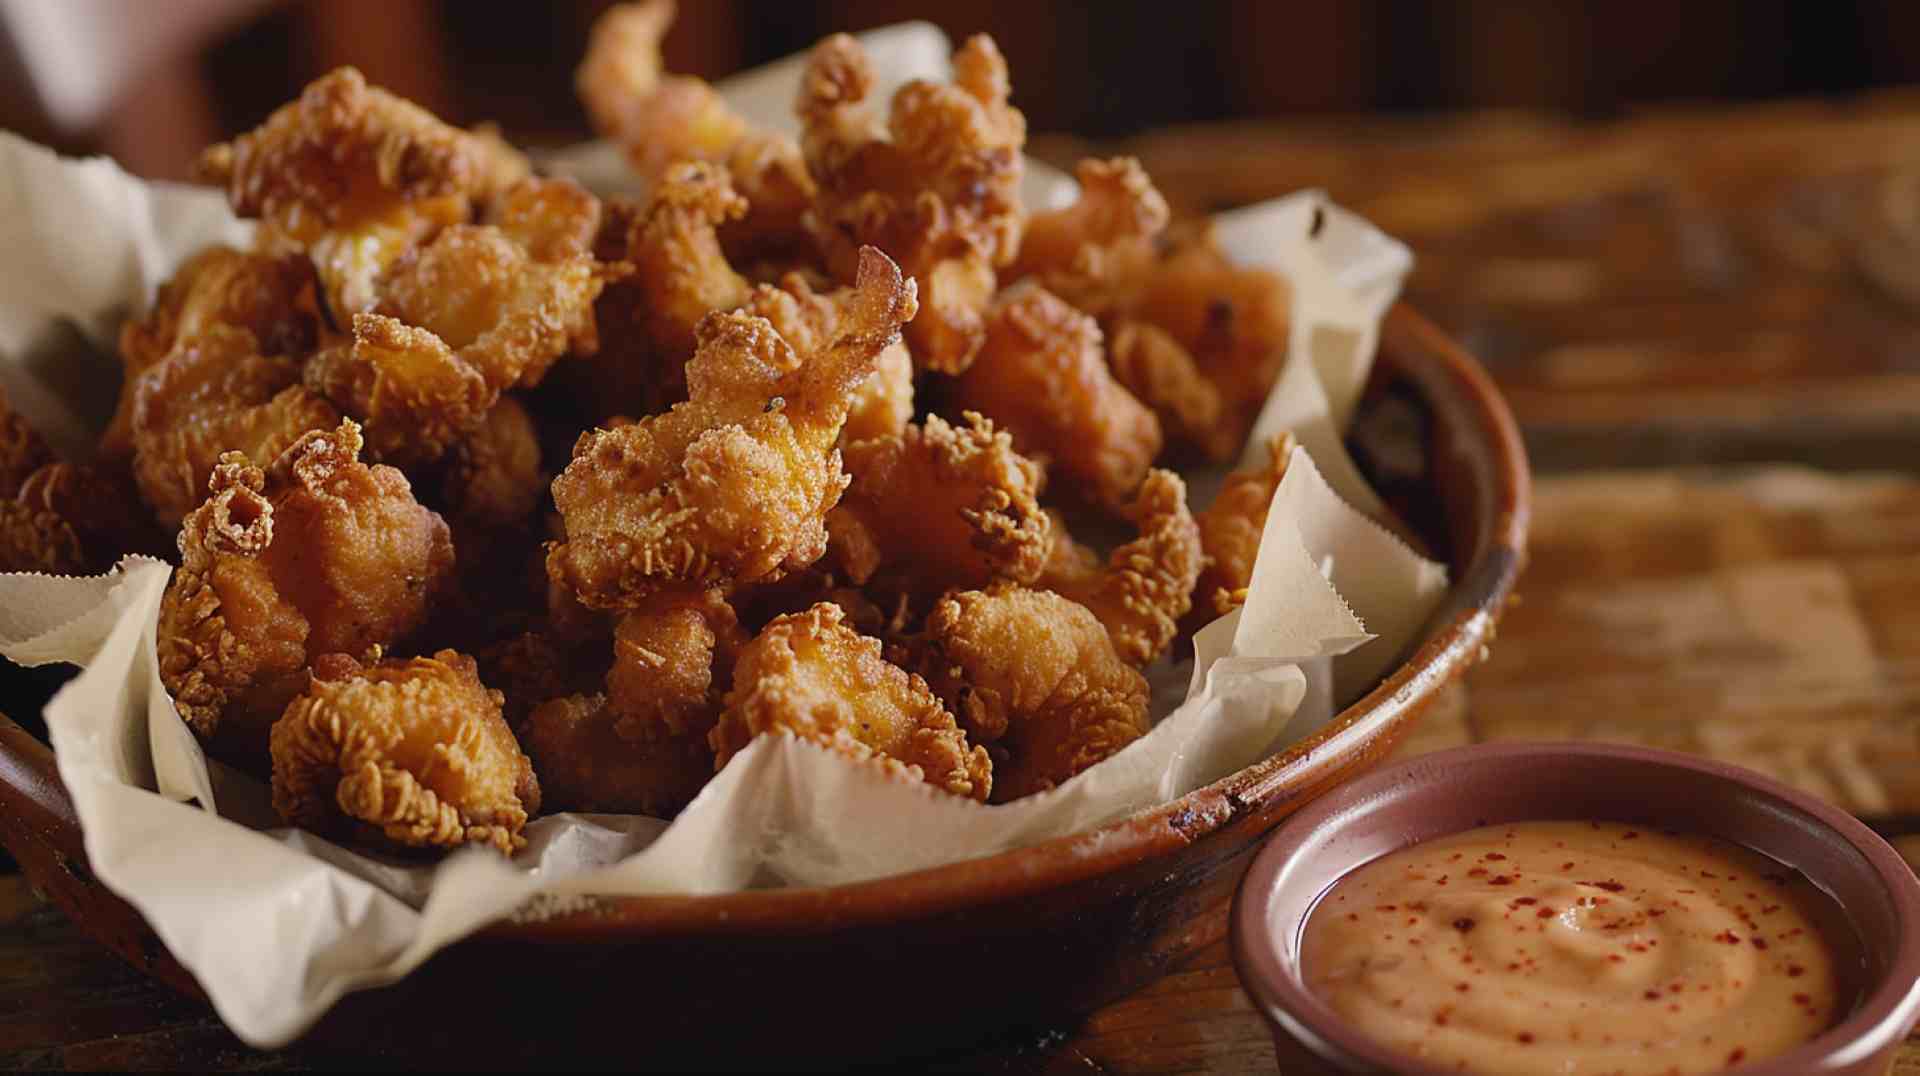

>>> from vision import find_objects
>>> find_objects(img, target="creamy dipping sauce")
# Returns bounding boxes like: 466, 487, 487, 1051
1300, 821, 1856, 1074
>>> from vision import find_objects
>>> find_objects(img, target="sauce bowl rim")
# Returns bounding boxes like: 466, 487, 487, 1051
1229, 740, 1920, 1075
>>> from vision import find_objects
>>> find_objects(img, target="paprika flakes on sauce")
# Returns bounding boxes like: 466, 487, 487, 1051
1298, 820, 1858, 1075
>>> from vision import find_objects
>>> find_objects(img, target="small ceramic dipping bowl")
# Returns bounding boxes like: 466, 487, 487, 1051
1231, 741, 1920, 1075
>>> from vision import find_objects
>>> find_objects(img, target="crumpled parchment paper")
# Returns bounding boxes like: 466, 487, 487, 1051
0, 22, 1443, 1047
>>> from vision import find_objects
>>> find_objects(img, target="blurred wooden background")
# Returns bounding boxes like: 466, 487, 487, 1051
12, 1, 1920, 181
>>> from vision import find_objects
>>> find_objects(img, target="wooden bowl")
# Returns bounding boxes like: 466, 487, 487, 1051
0, 303, 1528, 1067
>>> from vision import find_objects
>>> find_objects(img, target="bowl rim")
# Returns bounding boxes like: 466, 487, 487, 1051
1229, 740, 1920, 1075
482, 301, 1533, 940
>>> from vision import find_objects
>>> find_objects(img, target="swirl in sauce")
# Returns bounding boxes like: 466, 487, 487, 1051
1300, 821, 1856, 1074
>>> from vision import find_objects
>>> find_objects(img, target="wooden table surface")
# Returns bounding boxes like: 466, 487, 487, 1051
10, 94, 1920, 1071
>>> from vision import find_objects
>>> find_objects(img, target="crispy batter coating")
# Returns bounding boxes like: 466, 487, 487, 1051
575, 0, 674, 138
199, 67, 498, 314
1129, 239, 1293, 444
743, 266, 919, 448
437, 395, 545, 531
713, 602, 990, 800
1038, 469, 1202, 666
469, 122, 535, 201
16, 462, 166, 570
480, 629, 599, 731
826, 412, 1050, 600
920, 584, 1150, 802
109, 248, 322, 458
841, 340, 913, 446
1191, 432, 1294, 621
266, 423, 458, 658
605, 588, 744, 740
271, 650, 539, 855
476, 571, 614, 731
619, 161, 752, 393
0, 387, 54, 498
130, 326, 342, 527
116, 246, 322, 381
157, 457, 311, 752
377, 223, 612, 394
303, 313, 490, 468
0, 398, 159, 573
547, 247, 916, 608
523, 692, 715, 817
487, 175, 603, 263
577, 1, 817, 263
521, 586, 741, 815
1108, 319, 1236, 462
1010, 157, 1167, 317
199, 67, 487, 230
307, 205, 613, 469
799, 32, 1026, 374
0, 501, 84, 574
952, 282, 1161, 510
157, 421, 455, 754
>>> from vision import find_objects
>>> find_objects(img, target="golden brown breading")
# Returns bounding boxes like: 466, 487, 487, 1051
198, 67, 498, 315
306, 202, 615, 470
487, 175, 603, 263
266, 423, 458, 659
799, 32, 1026, 374
576, 1, 817, 265
951, 282, 1162, 511
712, 602, 990, 800
840, 340, 914, 446
0, 501, 85, 575
546, 247, 916, 609
377, 223, 612, 394
1191, 432, 1294, 622
16, 461, 167, 570
156, 456, 310, 752
606, 587, 744, 742
741, 267, 921, 449
575, 0, 674, 138
302, 313, 490, 468
480, 629, 596, 731
157, 421, 455, 756
469, 122, 535, 201
115, 247, 322, 382
1038, 469, 1202, 667
826, 412, 1050, 600
108, 248, 322, 459
436, 395, 545, 532
1129, 238, 1293, 444
130, 326, 343, 527
919, 584, 1149, 802
523, 692, 715, 817
1010, 157, 1167, 317
519, 586, 741, 815
0, 394, 144, 573
619, 161, 752, 393
270, 650, 539, 855
0, 387, 54, 498
475, 569, 614, 732
1107, 319, 1237, 462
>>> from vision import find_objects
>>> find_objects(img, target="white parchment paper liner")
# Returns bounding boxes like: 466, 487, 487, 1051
0, 23, 1440, 1047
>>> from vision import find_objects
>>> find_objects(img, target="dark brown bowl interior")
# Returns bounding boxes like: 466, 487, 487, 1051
1232, 741, 1920, 1076
0, 303, 1530, 1066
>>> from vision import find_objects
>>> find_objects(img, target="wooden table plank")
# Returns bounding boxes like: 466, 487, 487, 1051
1035, 90, 1920, 470
1471, 469, 1920, 821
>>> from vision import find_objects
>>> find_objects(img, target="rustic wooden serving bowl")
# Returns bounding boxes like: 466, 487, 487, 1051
0, 304, 1527, 1068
